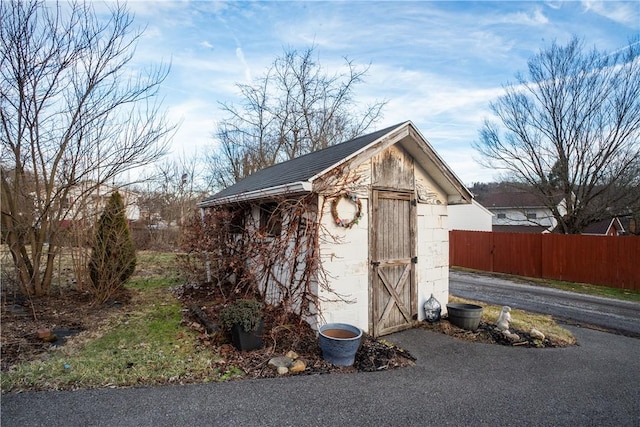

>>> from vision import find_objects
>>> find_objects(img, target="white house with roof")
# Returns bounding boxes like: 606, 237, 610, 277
476, 190, 567, 233
447, 199, 493, 231
198, 121, 472, 337
60, 181, 141, 224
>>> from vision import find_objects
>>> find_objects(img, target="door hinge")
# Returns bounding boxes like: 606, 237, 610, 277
411, 199, 417, 206
411, 256, 418, 264
371, 260, 380, 267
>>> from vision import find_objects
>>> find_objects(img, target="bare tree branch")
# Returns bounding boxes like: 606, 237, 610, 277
475, 36, 640, 233
1, 0, 175, 295
207, 46, 386, 190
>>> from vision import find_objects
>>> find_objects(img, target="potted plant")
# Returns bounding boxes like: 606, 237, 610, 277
218, 298, 264, 351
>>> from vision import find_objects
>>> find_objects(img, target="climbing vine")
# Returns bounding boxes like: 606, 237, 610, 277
178, 168, 362, 322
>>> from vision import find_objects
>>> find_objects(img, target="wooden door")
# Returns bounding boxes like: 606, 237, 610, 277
370, 189, 416, 337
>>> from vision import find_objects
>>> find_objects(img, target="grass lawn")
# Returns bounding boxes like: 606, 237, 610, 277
1, 251, 242, 392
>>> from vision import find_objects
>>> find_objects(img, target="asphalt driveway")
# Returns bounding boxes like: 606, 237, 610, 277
2, 326, 639, 426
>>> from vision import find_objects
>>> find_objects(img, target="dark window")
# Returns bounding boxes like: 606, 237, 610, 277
526, 213, 537, 220
497, 213, 506, 219
260, 203, 282, 237
229, 208, 246, 234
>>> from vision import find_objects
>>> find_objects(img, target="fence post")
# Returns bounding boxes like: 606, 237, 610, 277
490, 231, 494, 272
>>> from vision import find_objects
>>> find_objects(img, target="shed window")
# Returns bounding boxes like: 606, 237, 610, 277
526, 213, 537, 220
497, 213, 506, 219
229, 208, 246, 234
260, 202, 282, 237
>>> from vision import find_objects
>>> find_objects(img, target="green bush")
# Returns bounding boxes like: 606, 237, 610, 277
218, 299, 264, 332
88, 191, 136, 303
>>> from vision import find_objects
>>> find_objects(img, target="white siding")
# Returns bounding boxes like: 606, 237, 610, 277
416, 204, 450, 318
492, 207, 556, 228
448, 200, 493, 231
318, 196, 370, 332
279, 144, 464, 334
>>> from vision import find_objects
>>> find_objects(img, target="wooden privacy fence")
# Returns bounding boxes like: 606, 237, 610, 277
449, 231, 640, 290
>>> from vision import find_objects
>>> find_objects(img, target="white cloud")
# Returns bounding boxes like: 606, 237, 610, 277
581, 0, 640, 27
545, 1, 563, 10
350, 64, 506, 183
166, 99, 216, 156
500, 8, 550, 26
108, 1, 635, 185
200, 41, 214, 50
235, 47, 252, 83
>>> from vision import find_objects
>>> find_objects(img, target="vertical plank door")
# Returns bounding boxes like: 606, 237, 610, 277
371, 190, 416, 337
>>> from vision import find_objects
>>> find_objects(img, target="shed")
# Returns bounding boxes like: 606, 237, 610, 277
198, 121, 472, 337
582, 217, 625, 236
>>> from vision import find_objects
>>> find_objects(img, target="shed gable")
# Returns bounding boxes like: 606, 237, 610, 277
372, 144, 414, 191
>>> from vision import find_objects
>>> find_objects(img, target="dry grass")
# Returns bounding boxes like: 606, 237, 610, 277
449, 295, 576, 346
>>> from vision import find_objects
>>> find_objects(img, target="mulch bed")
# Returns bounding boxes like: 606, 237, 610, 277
172, 282, 417, 377
1, 290, 126, 372
420, 318, 567, 348
1, 281, 567, 381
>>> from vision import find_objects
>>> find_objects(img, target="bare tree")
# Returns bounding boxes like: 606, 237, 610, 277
1, 0, 174, 296
207, 46, 386, 190
138, 152, 206, 227
475, 37, 640, 234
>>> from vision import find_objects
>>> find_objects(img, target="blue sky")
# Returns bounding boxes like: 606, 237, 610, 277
117, 1, 639, 185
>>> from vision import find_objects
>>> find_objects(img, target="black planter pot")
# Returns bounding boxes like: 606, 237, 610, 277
230, 319, 264, 351
446, 303, 483, 331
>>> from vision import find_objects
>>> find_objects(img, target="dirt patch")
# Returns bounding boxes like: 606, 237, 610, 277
1, 290, 127, 372
173, 283, 416, 377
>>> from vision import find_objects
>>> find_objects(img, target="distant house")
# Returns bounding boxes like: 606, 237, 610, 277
447, 199, 493, 231
60, 182, 141, 226
476, 190, 567, 233
582, 217, 625, 236
198, 121, 472, 337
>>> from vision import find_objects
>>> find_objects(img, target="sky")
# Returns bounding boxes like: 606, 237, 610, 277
113, 0, 639, 186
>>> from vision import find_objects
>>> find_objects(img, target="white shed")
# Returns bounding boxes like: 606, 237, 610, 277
198, 121, 472, 337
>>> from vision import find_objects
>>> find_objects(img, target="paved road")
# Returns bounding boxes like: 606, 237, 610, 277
2, 326, 639, 426
450, 270, 640, 337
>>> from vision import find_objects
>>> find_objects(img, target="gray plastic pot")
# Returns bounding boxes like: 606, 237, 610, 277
318, 323, 363, 366
447, 303, 483, 331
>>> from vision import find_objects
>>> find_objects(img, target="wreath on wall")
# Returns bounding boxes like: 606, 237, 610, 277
331, 193, 363, 228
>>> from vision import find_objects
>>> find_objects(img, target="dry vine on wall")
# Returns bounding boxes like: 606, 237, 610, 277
177, 169, 363, 324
